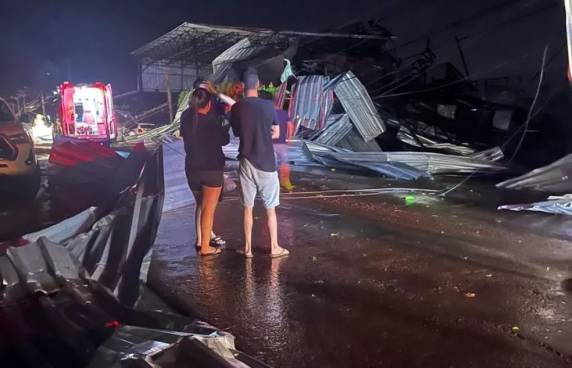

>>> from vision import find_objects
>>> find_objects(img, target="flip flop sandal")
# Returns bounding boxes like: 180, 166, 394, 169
200, 248, 223, 257
210, 236, 226, 248
271, 248, 290, 259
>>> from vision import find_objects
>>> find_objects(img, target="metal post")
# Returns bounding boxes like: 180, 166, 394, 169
12, 97, 20, 116
165, 73, 173, 123
41, 93, 46, 117
455, 36, 471, 80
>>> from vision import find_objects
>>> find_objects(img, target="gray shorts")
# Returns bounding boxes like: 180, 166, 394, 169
239, 158, 280, 208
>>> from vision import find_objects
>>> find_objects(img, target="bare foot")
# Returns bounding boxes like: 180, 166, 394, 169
237, 249, 253, 259
271, 247, 289, 258
201, 247, 222, 257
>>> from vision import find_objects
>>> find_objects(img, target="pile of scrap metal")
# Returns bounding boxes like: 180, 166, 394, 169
0, 147, 268, 367
127, 21, 514, 181
497, 154, 572, 216
282, 70, 506, 180
303, 141, 505, 180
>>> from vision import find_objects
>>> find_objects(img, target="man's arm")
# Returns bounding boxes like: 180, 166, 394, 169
271, 125, 280, 140
271, 106, 280, 139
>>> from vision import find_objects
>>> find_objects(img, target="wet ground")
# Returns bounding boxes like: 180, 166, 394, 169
148, 143, 572, 368
0, 156, 56, 241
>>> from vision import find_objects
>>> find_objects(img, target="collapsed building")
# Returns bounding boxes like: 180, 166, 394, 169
126, 21, 536, 177
125, 11, 572, 215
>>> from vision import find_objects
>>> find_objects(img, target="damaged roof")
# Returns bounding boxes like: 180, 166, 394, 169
132, 22, 391, 68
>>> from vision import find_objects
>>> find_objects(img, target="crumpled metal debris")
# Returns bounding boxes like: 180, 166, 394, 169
496, 154, 572, 193
88, 323, 263, 368
0, 146, 268, 368
289, 75, 334, 131
303, 141, 505, 179
314, 114, 353, 146
498, 194, 572, 215
324, 71, 386, 141
396, 125, 476, 156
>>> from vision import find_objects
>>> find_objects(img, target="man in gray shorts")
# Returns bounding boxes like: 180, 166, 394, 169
230, 69, 290, 258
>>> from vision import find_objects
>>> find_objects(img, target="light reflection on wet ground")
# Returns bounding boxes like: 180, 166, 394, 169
150, 168, 572, 368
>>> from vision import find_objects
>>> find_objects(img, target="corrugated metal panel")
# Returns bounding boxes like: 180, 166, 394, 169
314, 114, 352, 146
303, 141, 425, 180
289, 76, 333, 131
326, 71, 385, 142
336, 127, 382, 152
211, 38, 263, 83
304, 141, 505, 177
273, 82, 288, 109
396, 126, 476, 156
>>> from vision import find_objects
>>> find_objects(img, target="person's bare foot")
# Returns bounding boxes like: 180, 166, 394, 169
271, 247, 289, 258
200, 247, 222, 256
237, 249, 253, 259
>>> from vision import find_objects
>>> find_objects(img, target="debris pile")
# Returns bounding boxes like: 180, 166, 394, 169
127, 21, 556, 184
0, 147, 267, 367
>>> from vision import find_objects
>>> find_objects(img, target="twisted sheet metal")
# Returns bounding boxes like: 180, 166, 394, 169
496, 154, 572, 193
498, 195, 572, 215
396, 126, 476, 156
289, 75, 333, 131
325, 71, 385, 141
303, 141, 506, 179
211, 38, 263, 83
314, 114, 353, 146
336, 128, 382, 152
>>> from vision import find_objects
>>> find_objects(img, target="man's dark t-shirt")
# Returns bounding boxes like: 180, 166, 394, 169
180, 107, 229, 171
230, 97, 279, 172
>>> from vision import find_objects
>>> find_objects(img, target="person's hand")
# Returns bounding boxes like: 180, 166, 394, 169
203, 80, 218, 95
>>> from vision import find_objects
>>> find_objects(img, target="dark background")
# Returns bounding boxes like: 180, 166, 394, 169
0, 0, 567, 96
0, 0, 386, 95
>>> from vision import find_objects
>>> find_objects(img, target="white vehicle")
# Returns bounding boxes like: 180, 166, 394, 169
0, 98, 40, 198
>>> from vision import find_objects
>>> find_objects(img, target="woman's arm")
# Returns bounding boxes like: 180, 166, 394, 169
203, 81, 236, 107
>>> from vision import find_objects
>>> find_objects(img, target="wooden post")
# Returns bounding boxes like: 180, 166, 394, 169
165, 73, 173, 123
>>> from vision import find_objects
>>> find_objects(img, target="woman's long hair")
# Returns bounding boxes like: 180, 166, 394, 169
189, 88, 211, 136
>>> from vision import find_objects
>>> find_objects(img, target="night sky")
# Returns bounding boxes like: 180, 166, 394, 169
0, 0, 385, 96
1, 0, 566, 98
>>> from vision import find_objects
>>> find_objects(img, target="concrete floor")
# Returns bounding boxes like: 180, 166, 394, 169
148, 142, 572, 368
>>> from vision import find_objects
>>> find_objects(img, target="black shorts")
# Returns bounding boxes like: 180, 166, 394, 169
185, 169, 224, 192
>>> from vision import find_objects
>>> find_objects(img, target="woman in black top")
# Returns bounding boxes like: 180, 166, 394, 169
180, 87, 230, 256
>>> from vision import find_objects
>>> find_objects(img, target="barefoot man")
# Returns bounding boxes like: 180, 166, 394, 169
230, 69, 290, 258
